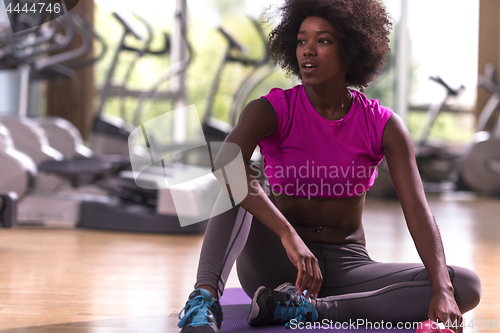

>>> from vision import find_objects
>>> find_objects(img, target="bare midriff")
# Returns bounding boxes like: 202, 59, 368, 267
274, 193, 366, 245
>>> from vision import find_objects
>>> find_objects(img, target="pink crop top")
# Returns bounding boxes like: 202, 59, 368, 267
258, 85, 393, 198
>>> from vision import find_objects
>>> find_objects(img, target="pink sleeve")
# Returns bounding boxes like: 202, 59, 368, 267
261, 87, 288, 141
372, 103, 393, 159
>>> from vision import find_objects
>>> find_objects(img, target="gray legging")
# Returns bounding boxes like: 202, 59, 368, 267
195, 191, 482, 322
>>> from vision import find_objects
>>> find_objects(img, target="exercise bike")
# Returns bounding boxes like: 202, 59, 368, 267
0, 125, 25, 228
201, 16, 273, 142
0, 11, 127, 226
90, 11, 171, 155
368, 76, 465, 198
460, 63, 500, 195
414, 76, 465, 186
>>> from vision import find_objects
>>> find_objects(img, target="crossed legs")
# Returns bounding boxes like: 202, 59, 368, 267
195, 193, 481, 322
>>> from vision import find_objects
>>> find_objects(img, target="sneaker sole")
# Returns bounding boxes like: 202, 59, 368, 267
181, 326, 223, 333
247, 285, 266, 325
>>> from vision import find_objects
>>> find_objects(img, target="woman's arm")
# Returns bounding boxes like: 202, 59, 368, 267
382, 114, 462, 330
214, 98, 322, 298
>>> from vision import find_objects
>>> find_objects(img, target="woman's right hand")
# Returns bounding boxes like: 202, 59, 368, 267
280, 229, 323, 299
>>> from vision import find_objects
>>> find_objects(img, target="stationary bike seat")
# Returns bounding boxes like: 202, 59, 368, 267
38, 158, 113, 186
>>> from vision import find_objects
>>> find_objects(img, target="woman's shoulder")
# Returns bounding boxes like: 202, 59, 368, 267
265, 84, 302, 95
262, 85, 303, 113
351, 89, 393, 121
263, 85, 301, 105
234, 97, 277, 140
350, 90, 394, 158
239, 84, 300, 124
257, 85, 302, 140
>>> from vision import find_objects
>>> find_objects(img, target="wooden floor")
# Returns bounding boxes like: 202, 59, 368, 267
0, 193, 499, 332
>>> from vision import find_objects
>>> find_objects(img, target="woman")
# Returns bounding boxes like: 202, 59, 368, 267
178, 0, 481, 332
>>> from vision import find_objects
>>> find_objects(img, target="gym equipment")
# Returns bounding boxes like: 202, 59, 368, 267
0, 192, 17, 228
120, 18, 274, 217
118, 13, 170, 126
461, 63, 500, 195
37, 156, 212, 233
202, 17, 273, 142
0, 115, 64, 192
20, 11, 208, 233
1, 16, 69, 117
33, 116, 93, 159
1, 6, 235, 234
461, 137, 500, 194
0, 116, 63, 163
31, 13, 95, 78
368, 76, 465, 198
0, 123, 36, 198
0, 11, 106, 116
0, 111, 207, 232
92, 11, 272, 155
0, 13, 117, 226
128, 16, 273, 172
414, 76, 465, 185
129, 17, 272, 171
91, 11, 175, 155
2, 11, 132, 185
0, 116, 111, 225
474, 63, 500, 133
130, 12, 191, 129
28, 116, 211, 232
77, 165, 211, 233
75, 15, 272, 233
0, 122, 63, 227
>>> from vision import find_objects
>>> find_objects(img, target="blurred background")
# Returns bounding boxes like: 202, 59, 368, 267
0, 0, 485, 140
1, 0, 495, 196
0, 0, 499, 332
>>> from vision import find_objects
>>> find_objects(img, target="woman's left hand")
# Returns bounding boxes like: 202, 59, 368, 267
428, 290, 463, 333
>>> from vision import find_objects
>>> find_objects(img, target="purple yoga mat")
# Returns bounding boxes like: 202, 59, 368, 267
219, 287, 252, 306
219, 288, 416, 332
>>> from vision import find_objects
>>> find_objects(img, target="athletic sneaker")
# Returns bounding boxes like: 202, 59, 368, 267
247, 282, 318, 327
178, 289, 223, 333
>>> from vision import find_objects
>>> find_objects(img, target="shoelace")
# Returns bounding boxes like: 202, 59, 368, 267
178, 295, 213, 328
273, 295, 312, 329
